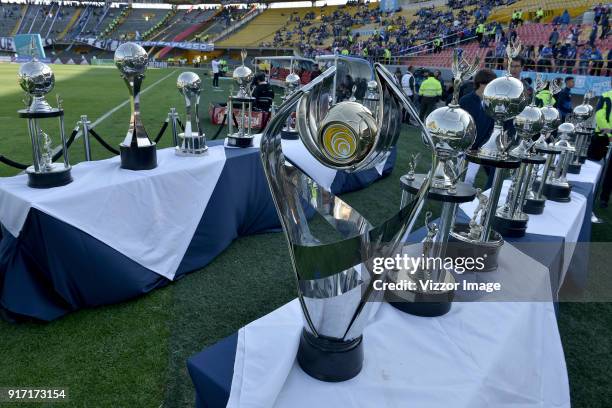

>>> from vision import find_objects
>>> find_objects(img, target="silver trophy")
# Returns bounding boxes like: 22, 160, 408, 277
449, 38, 529, 270
260, 63, 436, 382
18, 59, 72, 188
362, 80, 380, 116
390, 49, 479, 316
280, 64, 301, 140
114, 42, 157, 170
543, 122, 576, 202
567, 91, 595, 174
523, 77, 563, 214
175, 71, 207, 156
227, 50, 255, 148
492, 89, 544, 238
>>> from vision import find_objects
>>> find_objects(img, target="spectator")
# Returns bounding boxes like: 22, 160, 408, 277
579, 45, 592, 75
537, 43, 554, 72
564, 41, 577, 74
401, 67, 415, 100
549, 27, 559, 46
590, 46, 604, 76
555, 76, 574, 122
211, 57, 220, 88
252, 72, 275, 111
560, 9, 570, 28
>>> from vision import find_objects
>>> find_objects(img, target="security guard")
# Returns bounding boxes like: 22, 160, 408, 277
535, 7, 544, 23
433, 37, 442, 53
476, 23, 485, 42
383, 48, 392, 64
418, 71, 442, 121
341, 48, 349, 56
590, 90, 612, 206
535, 86, 555, 107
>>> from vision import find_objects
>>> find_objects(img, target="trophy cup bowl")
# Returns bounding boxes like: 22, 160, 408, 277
17, 62, 72, 188
18, 59, 55, 113
232, 64, 253, 96
176, 71, 207, 156
114, 42, 157, 170
261, 63, 436, 382
285, 72, 301, 90
483, 76, 528, 122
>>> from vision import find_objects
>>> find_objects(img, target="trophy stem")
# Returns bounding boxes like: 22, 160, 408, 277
58, 115, 70, 168
482, 168, 505, 242
27, 118, 41, 172
536, 154, 554, 198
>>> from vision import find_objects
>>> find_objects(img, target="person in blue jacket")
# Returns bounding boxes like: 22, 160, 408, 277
555, 76, 574, 122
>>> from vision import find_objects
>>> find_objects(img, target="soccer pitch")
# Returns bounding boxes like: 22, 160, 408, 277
0, 63, 611, 407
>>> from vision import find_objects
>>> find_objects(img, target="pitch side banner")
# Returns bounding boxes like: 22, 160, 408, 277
493, 69, 612, 96
75, 37, 214, 52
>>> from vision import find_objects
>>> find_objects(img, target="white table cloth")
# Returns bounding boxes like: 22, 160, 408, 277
226, 243, 569, 408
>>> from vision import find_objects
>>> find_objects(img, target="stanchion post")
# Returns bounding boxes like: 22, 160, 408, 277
168, 108, 179, 147
79, 115, 92, 161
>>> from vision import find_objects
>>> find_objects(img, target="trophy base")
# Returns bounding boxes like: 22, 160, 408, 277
579, 155, 586, 164
386, 272, 455, 317
523, 197, 546, 215
447, 224, 503, 272
296, 329, 363, 382
280, 129, 299, 140
567, 163, 581, 174
542, 182, 571, 203
26, 164, 73, 188
492, 215, 527, 238
226, 135, 254, 148
120, 143, 157, 170
176, 133, 208, 156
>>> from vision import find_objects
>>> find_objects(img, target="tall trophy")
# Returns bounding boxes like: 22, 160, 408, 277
175, 71, 207, 156
280, 66, 301, 140
18, 59, 72, 188
362, 80, 380, 115
227, 50, 255, 148
448, 39, 529, 269
260, 63, 436, 382
567, 91, 595, 174
387, 49, 479, 317
542, 122, 575, 202
491, 83, 545, 237
523, 77, 562, 214
114, 42, 157, 170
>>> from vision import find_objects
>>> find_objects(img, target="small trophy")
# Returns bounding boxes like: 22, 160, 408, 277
362, 80, 380, 117
175, 71, 207, 156
567, 91, 595, 174
449, 38, 529, 270
17, 59, 72, 188
492, 88, 545, 238
226, 49, 255, 148
280, 62, 301, 140
391, 49, 480, 316
114, 42, 157, 170
406, 153, 420, 181
542, 122, 576, 202
523, 77, 562, 214
261, 63, 437, 382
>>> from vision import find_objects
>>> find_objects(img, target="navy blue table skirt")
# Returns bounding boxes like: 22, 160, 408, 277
0, 141, 395, 321
187, 177, 595, 408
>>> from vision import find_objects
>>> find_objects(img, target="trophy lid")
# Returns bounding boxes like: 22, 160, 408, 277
177, 71, 201, 95
540, 105, 561, 128
558, 122, 575, 135
514, 104, 544, 136
572, 103, 593, 121
18, 59, 54, 97
425, 106, 476, 152
233, 49, 253, 86
367, 80, 377, 91
285, 72, 301, 86
483, 75, 528, 121
114, 42, 148, 76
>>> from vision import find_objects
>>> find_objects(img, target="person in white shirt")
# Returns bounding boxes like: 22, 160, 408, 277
400, 68, 415, 98
211, 58, 220, 88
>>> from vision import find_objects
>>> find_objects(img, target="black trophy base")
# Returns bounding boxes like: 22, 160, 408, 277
280, 129, 299, 140
543, 182, 571, 203
493, 215, 527, 238
579, 155, 586, 164
27, 167, 73, 189
567, 163, 581, 174
120, 143, 157, 170
296, 329, 363, 382
226, 135, 254, 148
523, 197, 546, 215
386, 287, 453, 317
447, 224, 503, 272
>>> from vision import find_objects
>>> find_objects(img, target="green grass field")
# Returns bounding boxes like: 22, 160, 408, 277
0, 64, 611, 407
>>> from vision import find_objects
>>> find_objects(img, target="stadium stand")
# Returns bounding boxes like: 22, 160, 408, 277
0, 2, 22, 37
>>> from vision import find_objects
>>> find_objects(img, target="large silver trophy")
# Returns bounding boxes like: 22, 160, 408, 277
175, 71, 207, 156
567, 91, 595, 174
542, 122, 576, 202
227, 50, 255, 148
449, 39, 529, 269
280, 65, 301, 140
491, 80, 545, 237
260, 63, 436, 382
18, 59, 72, 188
114, 42, 157, 170
523, 77, 563, 214
389, 49, 479, 317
